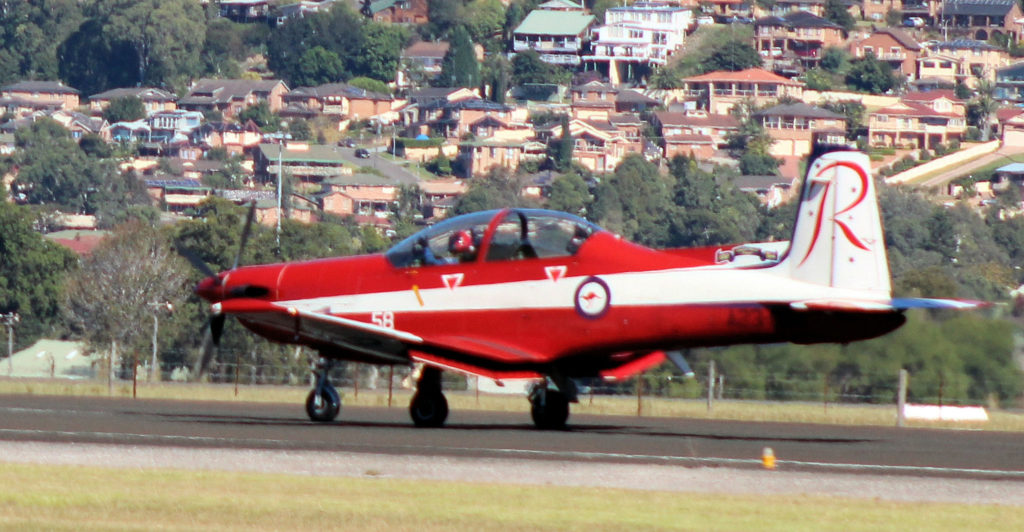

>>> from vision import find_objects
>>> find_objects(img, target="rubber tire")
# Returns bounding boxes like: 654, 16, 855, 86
305, 386, 341, 422
531, 391, 570, 430
409, 392, 449, 428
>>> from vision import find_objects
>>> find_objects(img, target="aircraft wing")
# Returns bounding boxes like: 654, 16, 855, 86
214, 299, 421, 364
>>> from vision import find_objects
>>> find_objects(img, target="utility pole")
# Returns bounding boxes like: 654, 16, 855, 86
2, 312, 19, 377
148, 302, 173, 383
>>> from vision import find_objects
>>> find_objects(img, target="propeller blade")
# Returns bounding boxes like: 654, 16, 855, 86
176, 242, 219, 281
195, 315, 226, 379
210, 314, 226, 347
233, 201, 257, 270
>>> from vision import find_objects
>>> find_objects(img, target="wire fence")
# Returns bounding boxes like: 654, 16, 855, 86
94, 359, 995, 409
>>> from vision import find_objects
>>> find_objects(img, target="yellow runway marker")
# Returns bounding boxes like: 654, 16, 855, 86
412, 285, 424, 306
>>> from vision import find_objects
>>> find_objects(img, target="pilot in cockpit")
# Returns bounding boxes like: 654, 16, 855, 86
447, 229, 479, 263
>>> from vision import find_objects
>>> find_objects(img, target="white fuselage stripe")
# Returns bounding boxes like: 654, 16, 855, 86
279, 267, 890, 315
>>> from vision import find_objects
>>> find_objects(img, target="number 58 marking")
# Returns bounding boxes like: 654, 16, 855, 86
371, 311, 394, 329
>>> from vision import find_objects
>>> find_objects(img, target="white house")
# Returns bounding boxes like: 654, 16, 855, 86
583, 2, 694, 85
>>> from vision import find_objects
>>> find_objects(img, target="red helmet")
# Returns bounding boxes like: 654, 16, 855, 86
449, 230, 473, 254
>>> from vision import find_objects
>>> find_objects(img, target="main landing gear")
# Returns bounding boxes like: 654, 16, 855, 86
409, 366, 448, 427
529, 377, 577, 430
306, 357, 340, 422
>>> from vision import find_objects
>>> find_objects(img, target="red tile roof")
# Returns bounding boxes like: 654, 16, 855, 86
683, 68, 803, 86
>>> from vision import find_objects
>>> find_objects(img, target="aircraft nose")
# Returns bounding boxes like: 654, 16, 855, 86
194, 276, 222, 302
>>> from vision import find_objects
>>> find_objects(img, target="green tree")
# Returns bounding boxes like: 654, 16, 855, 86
237, 102, 276, 130
511, 48, 570, 86
551, 114, 574, 171
0, 202, 78, 349
103, 96, 146, 123
454, 167, 535, 214
266, 4, 364, 87
348, 76, 392, 95
819, 46, 848, 74
57, 18, 139, 95
356, 23, 407, 83
465, 0, 506, 43
824, 0, 855, 32
591, 154, 674, 246
845, 53, 898, 94
293, 46, 347, 87
102, 0, 207, 89
439, 25, 481, 88
546, 171, 591, 216
0, 0, 84, 85
703, 40, 762, 73
822, 101, 866, 140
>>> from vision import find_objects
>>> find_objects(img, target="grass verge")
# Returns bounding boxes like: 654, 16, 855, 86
2, 378, 1023, 431
0, 463, 1021, 532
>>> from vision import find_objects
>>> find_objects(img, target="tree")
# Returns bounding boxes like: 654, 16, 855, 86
293, 46, 347, 87
454, 167, 535, 214
103, 96, 146, 123
64, 221, 190, 373
552, 114, 574, 171
970, 80, 999, 141
0, 0, 84, 85
57, 18, 139, 96
819, 46, 848, 74
465, 0, 506, 43
845, 53, 898, 94
0, 202, 78, 350
356, 23, 407, 82
590, 154, 674, 246
439, 25, 481, 88
547, 171, 591, 216
266, 5, 364, 88
237, 102, 276, 130
512, 48, 569, 86
102, 0, 207, 89
703, 40, 762, 73
349, 76, 391, 95
12, 119, 118, 214
824, 0, 855, 32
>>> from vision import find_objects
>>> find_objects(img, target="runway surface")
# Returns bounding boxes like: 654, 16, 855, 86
1, 393, 1022, 483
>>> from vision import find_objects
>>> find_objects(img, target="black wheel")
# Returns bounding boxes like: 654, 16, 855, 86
305, 386, 341, 422
409, 392, 448, 427
531, 390, 570, 430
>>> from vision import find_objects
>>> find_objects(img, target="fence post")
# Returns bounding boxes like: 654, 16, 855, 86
707, 360, 716, 414
636, 372, 643, 417
897, 369, 908, 427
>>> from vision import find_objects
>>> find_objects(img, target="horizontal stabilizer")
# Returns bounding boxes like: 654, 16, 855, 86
791, 298, 988, 312
890, 298, 990, 310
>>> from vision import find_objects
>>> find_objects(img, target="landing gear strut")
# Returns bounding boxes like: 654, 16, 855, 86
305, 357, 340, 422
529, 377, 577, 430
409, 366, 448, 427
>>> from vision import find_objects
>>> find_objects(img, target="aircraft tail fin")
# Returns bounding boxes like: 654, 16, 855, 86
775, 150, 891, 297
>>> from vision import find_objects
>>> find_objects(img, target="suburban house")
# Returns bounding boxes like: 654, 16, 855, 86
189, 121, 264, 157
0, 81, 80, 116
583, 2, 693, 85
857, 0, 899, 21
48, 111, 108, 142
900, 0, 943, 25
282, 83, 395, 121
319, 173, 399, 219
456, 138, 547, 178
368, 0, 429, 25
178, 79, 289, 120
419, 177, 468, 219
273, 0, 337, 26
535, 118, 631, 173
919, 40, 1009, 88
253, 142, 351, 190
512, 6, 597, 66
754, 11, 845, 73
938, 0, 1024, 42
570, 80, 618, 120
653, 109, 740, 158
849, 28, 922, 82
398, 41, 450, 90
753, 103, 847, 160
145, 179, 213, 213
753, 0, 825, 17
406, 98, 526, 140
996, 61, 1024, 103
87, 87, 177, 117
680, 68, 805, 115
219, 0, 270, 23
868, 90, 968, 149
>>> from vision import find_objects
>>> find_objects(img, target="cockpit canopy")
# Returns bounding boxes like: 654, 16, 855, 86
386, 209, 601, 268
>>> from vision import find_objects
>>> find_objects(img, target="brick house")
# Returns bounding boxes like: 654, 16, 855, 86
254, 142, 351, 190
652, 109, 740, 157
753, 103, 847, 159
755, 11, 846, 72
0, 81, 80, 116
319, 173, 399, 218
920, 40, 1010, 89
189, 120, 264, 157
868, 90, 968, 149
938, 0, 1024, 42
681, 68, 805, 115
369, 0, 428, 24
179, 79, 288, 120
456, 138, 547, 177
849, 28, 922, 82
88, 87, 177, 117
282, 83, 395, 121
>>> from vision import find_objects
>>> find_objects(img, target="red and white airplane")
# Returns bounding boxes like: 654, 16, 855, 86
191, 150, 981, 429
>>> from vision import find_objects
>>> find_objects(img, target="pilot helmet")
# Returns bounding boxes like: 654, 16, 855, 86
448, 229, 474, 254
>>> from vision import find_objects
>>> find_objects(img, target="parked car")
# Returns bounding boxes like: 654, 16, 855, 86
339, 138, 357, 147
355, 148, 371, 159
904, 17, 925, 27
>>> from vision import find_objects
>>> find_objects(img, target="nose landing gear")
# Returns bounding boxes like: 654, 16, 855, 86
306, 357, 340, 422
